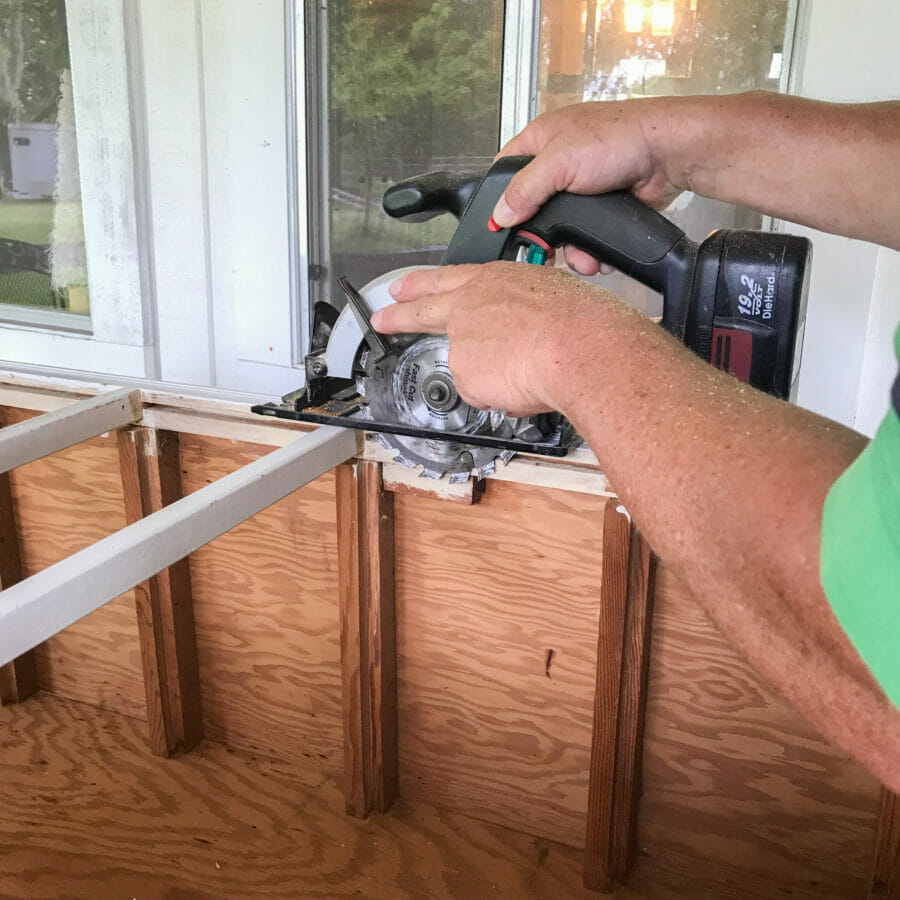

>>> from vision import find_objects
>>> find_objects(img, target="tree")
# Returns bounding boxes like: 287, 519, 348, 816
331, 0, 500, 232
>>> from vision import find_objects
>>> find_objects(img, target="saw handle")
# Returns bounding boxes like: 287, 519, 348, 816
384, 157, 696, 334
382, 171, 480, 223
382, 156, 810, 399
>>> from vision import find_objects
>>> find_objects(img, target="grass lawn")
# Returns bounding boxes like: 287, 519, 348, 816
0, 198, 54, 244
0, 200, 60, 308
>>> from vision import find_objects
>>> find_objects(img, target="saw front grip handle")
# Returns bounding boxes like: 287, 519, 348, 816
382, 171, 481, 223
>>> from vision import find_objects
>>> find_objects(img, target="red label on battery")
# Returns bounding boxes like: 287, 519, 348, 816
711, 327, 753, 383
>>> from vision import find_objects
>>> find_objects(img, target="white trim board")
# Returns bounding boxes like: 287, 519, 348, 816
0, 387, 141, 473
0, 374, 611, 497
0, 425, 359, 669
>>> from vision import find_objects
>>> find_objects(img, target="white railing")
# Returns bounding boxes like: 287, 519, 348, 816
0, 391, 358, 667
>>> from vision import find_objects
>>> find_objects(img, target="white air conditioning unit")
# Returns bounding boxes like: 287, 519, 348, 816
7, 123, 58, 200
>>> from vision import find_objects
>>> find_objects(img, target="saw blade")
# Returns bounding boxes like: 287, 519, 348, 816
325, 266, 435, 380
362, 333, 505, 479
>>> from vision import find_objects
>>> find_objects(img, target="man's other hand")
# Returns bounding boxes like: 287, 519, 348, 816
369, 262, 623, 417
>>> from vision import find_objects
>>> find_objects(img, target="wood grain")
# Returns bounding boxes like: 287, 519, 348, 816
0, 693, 594, 900
177, 433, 345, 770
335, 461, 399, 817
639, 565, 883, 898
608, 527, 656, 882
0, 692, 860, 900
394, 479, 608, 847
0, 406, 146, 718
117, 426, 203, 756
383, 463, 485, 504
0, 469, 38, 705
583, 503, 656, 891
870, 789, 900, 898
584, 499, 630, 890
0, 401, 886, 894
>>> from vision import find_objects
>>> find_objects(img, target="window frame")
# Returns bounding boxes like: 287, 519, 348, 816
0, 0, 153, 378
0, 0, 815, 404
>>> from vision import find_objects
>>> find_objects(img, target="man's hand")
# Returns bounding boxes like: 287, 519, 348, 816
370, 262, 623, 416
494, 99, 680, 225
496, 93, 900, 252
493, 99, 681, 275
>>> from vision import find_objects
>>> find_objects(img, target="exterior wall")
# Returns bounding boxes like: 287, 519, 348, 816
791, 0, 900, 430
0, 402, 884, 898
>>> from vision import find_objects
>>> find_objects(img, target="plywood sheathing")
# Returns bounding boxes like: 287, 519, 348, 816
177, 432, 345, 771
0, 403, 888, 896
641, 567, 883, 897
394, 480, 607, 848
0, 693, 592, 899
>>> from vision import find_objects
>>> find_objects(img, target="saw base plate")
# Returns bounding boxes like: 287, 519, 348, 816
250, 400, 574, 458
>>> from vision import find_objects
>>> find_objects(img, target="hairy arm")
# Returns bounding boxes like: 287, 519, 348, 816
494, 93, 900, 254
373, 264, 900, 791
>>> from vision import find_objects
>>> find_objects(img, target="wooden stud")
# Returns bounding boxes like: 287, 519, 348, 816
0, 471, 38, 706
869, 788, 900, 898
584, 499, 630, 891
584, 499, 656, 891
336, 460, 399, 818
609, 526, 656, 881
117, 427, 203, 756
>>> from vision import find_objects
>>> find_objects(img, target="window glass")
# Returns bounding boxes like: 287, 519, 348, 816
0, 0, 88, 317
312, 0, 504, 297
537, 0, 795, 312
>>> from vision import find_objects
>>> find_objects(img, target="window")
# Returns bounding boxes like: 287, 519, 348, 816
0, 0, 148, 376
0, 0, 88, 327
0, 0, 802, 395
534, 0, 799, 313
305, 0, 506, 310
303, 0, 799, 323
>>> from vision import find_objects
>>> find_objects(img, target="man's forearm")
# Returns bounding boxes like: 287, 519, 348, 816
654, 93, 900, 249
543, 287, 900, 789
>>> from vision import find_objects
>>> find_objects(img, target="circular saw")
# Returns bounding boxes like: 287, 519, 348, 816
251, 260, 572, 483
319, 266, 564, 483
252, 156, 810, 475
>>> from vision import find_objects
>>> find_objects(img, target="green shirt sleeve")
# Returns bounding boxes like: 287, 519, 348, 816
820, 328, 900, 708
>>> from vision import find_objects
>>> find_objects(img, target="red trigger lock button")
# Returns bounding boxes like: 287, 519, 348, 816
487, 216, 502, 233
